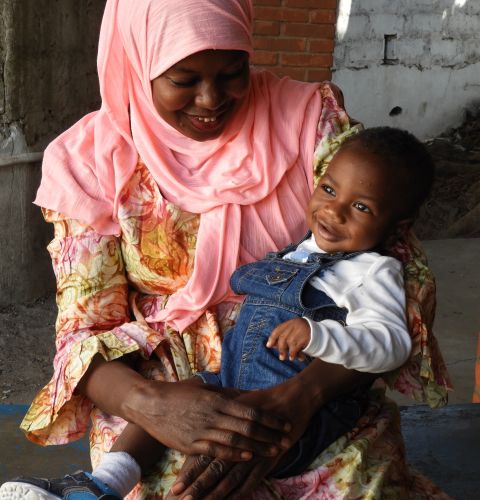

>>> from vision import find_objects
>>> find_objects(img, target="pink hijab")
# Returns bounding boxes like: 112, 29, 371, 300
35, 0, 323, 332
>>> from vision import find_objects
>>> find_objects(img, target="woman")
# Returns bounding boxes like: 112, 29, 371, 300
5, 0, 450, 498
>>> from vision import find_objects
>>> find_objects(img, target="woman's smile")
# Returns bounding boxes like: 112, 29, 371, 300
183, 106, 231, 134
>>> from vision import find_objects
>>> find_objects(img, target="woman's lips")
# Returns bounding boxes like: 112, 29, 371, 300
184, 108, 229, 133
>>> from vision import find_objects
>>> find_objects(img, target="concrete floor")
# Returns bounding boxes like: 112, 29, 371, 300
1, 404, 479, 498
1, 238, 479, 497
425, 238, 479, 403
0, 405, 90, 483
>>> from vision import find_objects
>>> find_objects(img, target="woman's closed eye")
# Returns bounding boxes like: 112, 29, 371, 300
353, 201, 372, 214
167, 77, 198, 88
220, 63, 248, 80
166, 63, 247, 88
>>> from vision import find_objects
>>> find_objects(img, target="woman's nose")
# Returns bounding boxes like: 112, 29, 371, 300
196, 81, 225, 110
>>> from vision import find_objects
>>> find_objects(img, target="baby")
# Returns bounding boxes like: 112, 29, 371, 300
197, 125, 435, 477
7, 126, 435, 497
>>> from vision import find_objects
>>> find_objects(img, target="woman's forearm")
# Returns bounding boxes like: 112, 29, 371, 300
280, 359, 376, 415
75, 354, 154, 424
76, 354, 292, 460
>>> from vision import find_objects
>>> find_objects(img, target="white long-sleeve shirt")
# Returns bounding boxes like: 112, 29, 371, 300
284, 236, 411, 373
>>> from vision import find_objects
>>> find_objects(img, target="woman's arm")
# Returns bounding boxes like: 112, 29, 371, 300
170, 359, 376, 499
76, 354, 292, 461
24, 211, 290, 458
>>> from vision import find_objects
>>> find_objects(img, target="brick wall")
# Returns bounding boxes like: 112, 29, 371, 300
252, 0, 338, 82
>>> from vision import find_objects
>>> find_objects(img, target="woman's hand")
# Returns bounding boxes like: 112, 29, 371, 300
167, 360, 376, 498
167, 454, 280, 500
77, 356, 291, 462
126, 378, 292, 461
168, 380, 316, 499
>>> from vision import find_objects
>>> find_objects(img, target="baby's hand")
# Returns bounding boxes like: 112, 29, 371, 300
266, 318, 311, 362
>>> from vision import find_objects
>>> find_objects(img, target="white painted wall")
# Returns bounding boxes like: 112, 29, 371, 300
332, 0, 480, 139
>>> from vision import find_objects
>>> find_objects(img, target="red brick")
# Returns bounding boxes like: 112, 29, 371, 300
284, 0, 337, 8
254, 37, 307, 52
283, 22, 335, 39
306, 68, 332, 82
254, 7, 309, 22
310, 9, 337, 24
253, 20, 280, 36
252, 50, 279, 66
253, 0, 282, 6
309, 38, 335, 53
281, 52, 333, 67
272, 66, 308, 81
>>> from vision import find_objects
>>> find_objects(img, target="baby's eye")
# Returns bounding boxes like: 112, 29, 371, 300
353, 202, 372, 213
321, 184, 335, 196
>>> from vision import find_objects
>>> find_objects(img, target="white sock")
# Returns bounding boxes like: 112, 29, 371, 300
92, 451, 142, 497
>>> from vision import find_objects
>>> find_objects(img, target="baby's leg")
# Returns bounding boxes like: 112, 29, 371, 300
110, 422, 166, 471
81, 423, 166, 497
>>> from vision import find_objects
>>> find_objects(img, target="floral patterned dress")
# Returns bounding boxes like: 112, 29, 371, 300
21, 85, 451, 499
474, 336, 480, 403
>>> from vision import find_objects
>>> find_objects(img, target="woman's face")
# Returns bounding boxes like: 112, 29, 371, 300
152, 49, 250, 141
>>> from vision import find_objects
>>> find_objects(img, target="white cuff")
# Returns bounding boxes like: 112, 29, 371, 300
301, 317, 323, 357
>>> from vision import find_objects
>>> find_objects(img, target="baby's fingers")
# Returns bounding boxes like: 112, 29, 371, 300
272, 331, 289, 361
266, 325, 283, 349
288, 344, 306, 361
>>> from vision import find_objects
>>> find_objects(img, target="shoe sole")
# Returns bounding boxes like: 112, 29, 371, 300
0, 482, 60, 500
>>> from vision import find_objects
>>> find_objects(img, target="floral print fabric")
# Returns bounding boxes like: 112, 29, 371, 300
21, 88, 451, 498
474, 334, 480, 403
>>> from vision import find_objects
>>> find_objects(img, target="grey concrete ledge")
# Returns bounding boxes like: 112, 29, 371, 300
401, 404, 480, 499
0, 152, 43, 167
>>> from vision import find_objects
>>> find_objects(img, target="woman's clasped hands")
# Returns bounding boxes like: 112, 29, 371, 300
129, 377, 293, 463
166, 376, 317, 499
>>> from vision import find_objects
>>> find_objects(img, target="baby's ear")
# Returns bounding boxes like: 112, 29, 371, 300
396, 217, 415, 231
385, 217, 414, 248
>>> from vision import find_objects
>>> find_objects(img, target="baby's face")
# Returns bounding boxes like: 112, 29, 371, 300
307, 144, 407, 253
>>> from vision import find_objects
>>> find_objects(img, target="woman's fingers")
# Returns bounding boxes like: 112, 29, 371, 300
226, 460, 274, 499
171, 456, 237, 500
180, 459, 256, 500
206, 461, 256, 500
191, 433, 280, 460
208, 409, 291, 446
219, 396, 290, 433
170, 455, 214, 496
183, 460, 236, 500
204, 458, 277, 500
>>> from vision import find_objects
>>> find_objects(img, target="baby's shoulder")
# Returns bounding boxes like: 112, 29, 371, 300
348, 251, 401, 271
329, 252, 402, 284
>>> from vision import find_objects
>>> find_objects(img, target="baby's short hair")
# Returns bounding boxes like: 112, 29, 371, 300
343, 126, 435, 217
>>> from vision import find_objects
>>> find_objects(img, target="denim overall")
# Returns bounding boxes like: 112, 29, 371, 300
199, 233, 371, 477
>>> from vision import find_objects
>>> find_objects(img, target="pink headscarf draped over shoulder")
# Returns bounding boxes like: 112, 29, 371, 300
35, 0, 324, 332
